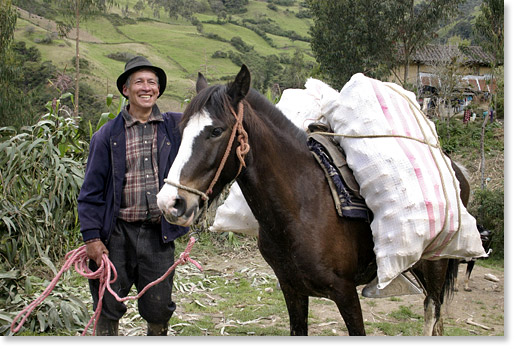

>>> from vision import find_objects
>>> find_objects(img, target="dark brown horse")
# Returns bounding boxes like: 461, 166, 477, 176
157, 65, 468, 335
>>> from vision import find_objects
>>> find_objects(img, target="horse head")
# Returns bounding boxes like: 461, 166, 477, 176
157, 65, 251, 226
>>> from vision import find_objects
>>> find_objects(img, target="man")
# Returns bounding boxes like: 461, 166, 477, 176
78, 56, 188, 336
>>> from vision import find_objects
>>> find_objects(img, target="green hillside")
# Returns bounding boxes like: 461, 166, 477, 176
12, 0, 313, 112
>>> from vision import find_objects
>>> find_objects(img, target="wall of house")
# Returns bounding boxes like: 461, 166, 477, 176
390, 64, 493, 88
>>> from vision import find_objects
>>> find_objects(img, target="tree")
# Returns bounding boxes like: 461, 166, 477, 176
306, 0, 465, 88
0, 0, 23, 125
392, 0, 465, 85
55, 0, 115, 118
474, 0, 503, 190
428, 46, 467, 129
475, 0, 503, 66
307, 0, 395, 88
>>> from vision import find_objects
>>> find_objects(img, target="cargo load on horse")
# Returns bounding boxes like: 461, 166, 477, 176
209, 74, 486, 289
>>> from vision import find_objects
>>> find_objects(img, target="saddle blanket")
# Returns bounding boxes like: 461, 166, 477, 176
307, 132, 372, 221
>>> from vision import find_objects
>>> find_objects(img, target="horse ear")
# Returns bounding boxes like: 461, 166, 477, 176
227, 64, 251, 106
196, 72, 208, 93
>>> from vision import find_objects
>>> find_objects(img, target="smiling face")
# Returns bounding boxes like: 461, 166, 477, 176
123, 69, 160, 120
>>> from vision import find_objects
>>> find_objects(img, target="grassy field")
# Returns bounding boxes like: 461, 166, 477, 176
13, 0, 313, 111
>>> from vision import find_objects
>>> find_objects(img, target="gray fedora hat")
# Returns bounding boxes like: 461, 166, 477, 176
116, 56, 167, 98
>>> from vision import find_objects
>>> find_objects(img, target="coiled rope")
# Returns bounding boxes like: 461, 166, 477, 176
10, 236, 202, 336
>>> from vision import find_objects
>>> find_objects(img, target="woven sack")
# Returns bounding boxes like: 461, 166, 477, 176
321, 73, 486, 288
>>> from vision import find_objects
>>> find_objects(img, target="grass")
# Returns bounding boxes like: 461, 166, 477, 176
13, 0, 314, 112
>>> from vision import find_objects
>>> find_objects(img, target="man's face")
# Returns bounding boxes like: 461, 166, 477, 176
123, 69, 160, 110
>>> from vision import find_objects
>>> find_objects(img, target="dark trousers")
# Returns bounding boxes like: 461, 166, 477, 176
89, 219, 176, 324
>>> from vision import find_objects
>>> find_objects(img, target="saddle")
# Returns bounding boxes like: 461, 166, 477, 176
307, 123, 372, 222
308, 124, 424, 297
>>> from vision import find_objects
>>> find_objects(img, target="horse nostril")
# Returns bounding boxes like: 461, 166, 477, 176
173, 195, 186, 217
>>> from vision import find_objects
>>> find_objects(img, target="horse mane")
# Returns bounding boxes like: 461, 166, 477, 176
245, 89, 307, 147
181, 84, 235, 130
182, 83, 308, 151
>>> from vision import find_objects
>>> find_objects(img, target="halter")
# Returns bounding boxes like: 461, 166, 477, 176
164, 101, 250, 215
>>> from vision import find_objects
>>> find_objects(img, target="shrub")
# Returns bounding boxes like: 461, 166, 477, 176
0, 93, 87, 273
106, 51, 136, 62
470, 188, 504, 260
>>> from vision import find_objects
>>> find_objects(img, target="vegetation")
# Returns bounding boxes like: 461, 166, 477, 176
307, 0, 467, 88
435, 116, 504, 260
0, 0, 504, 336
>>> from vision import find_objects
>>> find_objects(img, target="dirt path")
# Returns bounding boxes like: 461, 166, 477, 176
200, 244, 504, 336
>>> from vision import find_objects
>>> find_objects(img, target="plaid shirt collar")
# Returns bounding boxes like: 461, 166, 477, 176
122, 104, 163, 127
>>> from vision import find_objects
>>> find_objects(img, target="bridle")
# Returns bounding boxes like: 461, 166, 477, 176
164, 101, 250, 214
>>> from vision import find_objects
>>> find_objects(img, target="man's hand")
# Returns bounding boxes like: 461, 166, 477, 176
85, 240, 109, 267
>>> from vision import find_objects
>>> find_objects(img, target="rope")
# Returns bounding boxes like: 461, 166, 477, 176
10, 236, 202, 336
206, 101, 249, 196
163, 101, 250, 221
313, 84, 462, 245
310, 130, 441, 148
164, 179, 209, 202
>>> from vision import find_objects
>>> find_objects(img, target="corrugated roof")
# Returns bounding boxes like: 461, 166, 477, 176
410, 45, 495, 65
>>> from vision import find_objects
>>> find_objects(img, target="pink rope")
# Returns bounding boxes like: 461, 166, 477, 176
10, 236, 202, 336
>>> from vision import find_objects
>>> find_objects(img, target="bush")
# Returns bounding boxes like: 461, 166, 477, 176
230, 36, 253, 53
435, 117, 503, 155
106, 51, 136, 62
470, 188, 504, 260
0, 93, 87, 273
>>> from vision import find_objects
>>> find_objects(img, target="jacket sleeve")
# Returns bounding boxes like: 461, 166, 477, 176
77, 130, 111, 242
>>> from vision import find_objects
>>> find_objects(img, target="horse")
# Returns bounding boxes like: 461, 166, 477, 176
157, 65, 469, 336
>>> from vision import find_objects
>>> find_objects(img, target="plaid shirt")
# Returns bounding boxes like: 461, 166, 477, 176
118, 105, 163, 223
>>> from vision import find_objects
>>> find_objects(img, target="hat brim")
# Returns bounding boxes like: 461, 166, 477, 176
116, 65, 167, 99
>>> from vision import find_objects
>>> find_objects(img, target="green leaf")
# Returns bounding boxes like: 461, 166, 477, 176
106, 93, 114, 107
37, 310, 46, 332
60, 92, 73, 100
96, 112, 111, 130
0, 270, 20, 280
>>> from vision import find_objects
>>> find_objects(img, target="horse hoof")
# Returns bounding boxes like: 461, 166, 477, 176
464, 287, 472, 292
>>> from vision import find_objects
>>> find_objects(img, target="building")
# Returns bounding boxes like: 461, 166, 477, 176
391, 44, 496, 117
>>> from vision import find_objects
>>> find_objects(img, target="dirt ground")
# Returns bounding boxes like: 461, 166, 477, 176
199, 243, 505, 336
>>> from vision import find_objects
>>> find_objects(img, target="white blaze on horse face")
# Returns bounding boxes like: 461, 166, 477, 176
157, 109, 213, 220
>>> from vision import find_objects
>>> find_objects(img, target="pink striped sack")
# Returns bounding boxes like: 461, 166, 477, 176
321, 74, 486, 288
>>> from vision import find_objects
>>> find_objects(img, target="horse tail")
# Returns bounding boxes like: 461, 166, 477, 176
441, 258, 459, 303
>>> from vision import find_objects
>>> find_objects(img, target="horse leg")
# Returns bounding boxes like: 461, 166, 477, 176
331, 280, 366, 336
464, 261, 475, 292
423, 294, 443, 336
414, 260, 450, 336
278, 280, 309, 335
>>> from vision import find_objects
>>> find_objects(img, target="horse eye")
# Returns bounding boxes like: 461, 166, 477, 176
210, 127, 224, 138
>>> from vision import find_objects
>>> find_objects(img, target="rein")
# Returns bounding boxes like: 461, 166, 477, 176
10, 237, 202, 336
164, 101, 250, 206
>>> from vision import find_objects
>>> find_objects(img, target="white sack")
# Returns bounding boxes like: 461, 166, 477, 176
209, 183, 259, 236
321, 73, 486, 288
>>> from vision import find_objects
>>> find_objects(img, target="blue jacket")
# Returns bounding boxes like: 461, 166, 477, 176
78, 111, 189, 244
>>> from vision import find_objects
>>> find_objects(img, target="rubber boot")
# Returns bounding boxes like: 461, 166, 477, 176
95, 315, 119, 336
147, 322, 168, 336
